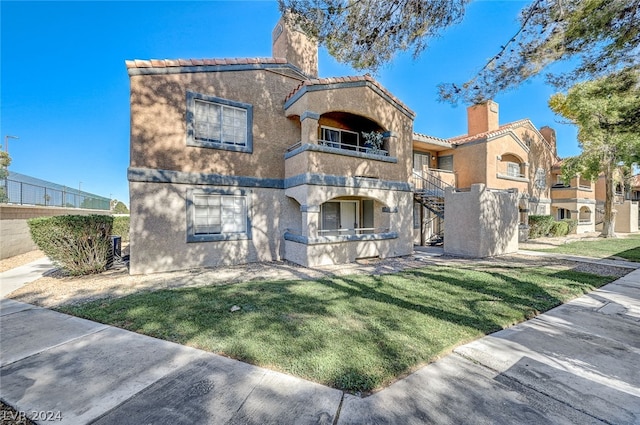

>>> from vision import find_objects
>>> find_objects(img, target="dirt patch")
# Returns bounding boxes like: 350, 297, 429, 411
6, 250, 631, 310
0, 250, 45, 273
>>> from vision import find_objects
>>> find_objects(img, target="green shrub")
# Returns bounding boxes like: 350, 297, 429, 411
528, 215, 555, 239
112, 215, 130, 242
562, 218, 578, 234
550, 220, 569, 237
28, 215, 114, 275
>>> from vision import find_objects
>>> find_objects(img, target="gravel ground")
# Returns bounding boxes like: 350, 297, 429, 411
4, 248, 631, 309
0, 401, 36, 425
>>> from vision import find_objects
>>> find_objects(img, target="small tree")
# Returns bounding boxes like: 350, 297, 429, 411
112, 200, 129, 214
549, 68, 640, 237
0, 150, 11, 203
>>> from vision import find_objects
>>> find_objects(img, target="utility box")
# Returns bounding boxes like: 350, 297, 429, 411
107, 235, 122, 269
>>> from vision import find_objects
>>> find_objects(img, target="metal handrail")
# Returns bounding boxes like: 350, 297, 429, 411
411, 170, 454, 195
318, 139, 389, 156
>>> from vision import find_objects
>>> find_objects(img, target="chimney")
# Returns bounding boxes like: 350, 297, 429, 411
272, 17, 318, 78
467, 100, 499, 136
540, 126, 557, 155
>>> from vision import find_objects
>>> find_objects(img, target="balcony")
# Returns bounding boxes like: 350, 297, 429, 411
317, 138, 389, 157
551, 184, 595, 201
285, 141, 402, 183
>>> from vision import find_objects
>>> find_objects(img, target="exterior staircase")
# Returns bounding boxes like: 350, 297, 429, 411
411, 170, 453, 245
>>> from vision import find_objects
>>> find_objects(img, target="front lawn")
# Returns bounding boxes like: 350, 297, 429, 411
530, 233, 640, 262
59, 264, 617, 393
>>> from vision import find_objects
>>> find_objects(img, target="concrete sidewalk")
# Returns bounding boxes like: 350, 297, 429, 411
1, 270, 639, 424
0, 257, 54, 298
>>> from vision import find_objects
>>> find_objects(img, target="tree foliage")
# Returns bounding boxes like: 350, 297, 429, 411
441, 0, 640, 104
278, 0, 468, 72
280, 0, 639, 105
0, 151, 11, 203
112, 200, 129, 214
548, 68, 640, 237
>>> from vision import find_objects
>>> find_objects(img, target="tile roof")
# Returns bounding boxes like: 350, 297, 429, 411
413, 132, 451, 145
284, 75, 414, 116
447, 119, 533, 145
125, 57, 288, 69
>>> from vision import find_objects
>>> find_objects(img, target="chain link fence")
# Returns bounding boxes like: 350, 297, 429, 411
2, 172, 110, 210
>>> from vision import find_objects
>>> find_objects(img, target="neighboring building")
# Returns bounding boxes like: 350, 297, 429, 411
410, 100, 597, 245
631, 175, 640, 202
127, 19, 414, 274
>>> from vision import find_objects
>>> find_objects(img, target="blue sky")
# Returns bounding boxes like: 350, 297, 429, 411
1, 0, 580, 206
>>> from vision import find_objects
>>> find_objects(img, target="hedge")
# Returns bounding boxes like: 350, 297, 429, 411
28, 215, 114, 275
528, 216, 578, 238
112, 215, 130, 242
549, 220, 569, 237
528, 215, 555, 239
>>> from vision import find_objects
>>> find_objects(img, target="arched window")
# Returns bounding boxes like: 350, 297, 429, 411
579, 206, 591, 223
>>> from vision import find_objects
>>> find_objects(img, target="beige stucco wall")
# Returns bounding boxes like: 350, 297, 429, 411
0, 205, 112, 260
446, 143, 485, 189
129, 181, 299, 275
444, 184, 519, 257
129, 69, 302, 180
285, 236, 410, 267
615, 200, 639, 233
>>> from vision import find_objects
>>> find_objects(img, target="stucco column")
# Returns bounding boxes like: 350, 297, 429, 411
383, 131, 398, 157
301, 204, 320, 238
300, 111, 320, 145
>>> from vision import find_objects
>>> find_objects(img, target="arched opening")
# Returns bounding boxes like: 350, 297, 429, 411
318, 112, 386, 154
500, 153, 525, 178
498, 153, 525, 178
579, 206, 591, 223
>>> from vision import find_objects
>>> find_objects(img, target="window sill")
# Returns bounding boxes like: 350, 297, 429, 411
187, 233, 251, 243
284, 231, 398, 245
496, 173, 529, 183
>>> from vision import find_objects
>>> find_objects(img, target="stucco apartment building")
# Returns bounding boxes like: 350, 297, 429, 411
411, 100, 603, 245
127, 19, 629, 275
127, 19, 414, 274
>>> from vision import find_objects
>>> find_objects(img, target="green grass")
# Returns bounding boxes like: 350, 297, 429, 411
59, 264, 617, 393
530, 233, 640, 262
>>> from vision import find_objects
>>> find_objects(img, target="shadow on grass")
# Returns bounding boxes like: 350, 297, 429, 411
58, 264, 617, 393
607, 246, 640, 262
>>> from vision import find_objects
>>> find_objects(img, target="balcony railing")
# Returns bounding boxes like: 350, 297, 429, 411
318, 139, 389, 156
318, 227, 378, 235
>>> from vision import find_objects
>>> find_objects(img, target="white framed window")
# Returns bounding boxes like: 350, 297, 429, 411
320, 126, 359, 150
413, 152, 431, 173
187, 91, 253, 153
187, 189, 250, 242
320, 200, 359, 236
507, 162, 522, 178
